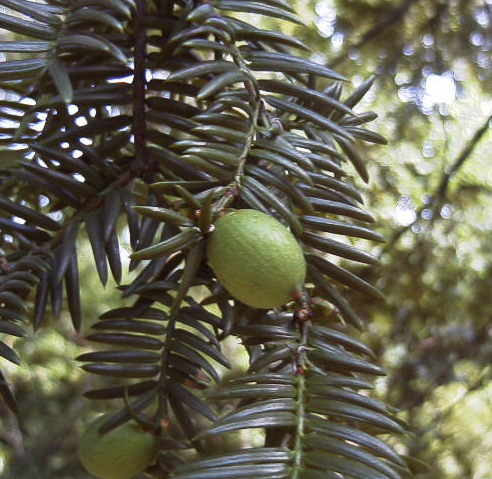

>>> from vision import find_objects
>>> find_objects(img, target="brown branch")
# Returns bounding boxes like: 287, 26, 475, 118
328, 0, 420, 69
378, 1, 448, 84
434, 114, 492, 199
132, 0, 151, 180
384, 112, 492, 252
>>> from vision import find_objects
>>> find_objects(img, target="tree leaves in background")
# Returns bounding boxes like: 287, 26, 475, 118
0, 1, 411, 478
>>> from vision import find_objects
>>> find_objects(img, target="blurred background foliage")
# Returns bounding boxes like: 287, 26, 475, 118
1, 0, 492, 478
298, 1, 492, 478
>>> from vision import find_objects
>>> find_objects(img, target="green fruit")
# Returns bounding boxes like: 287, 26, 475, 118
207, 209, 306, 308
78, 415, 157, 479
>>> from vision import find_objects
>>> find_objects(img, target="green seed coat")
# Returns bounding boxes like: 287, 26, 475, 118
207, 209, 306, 308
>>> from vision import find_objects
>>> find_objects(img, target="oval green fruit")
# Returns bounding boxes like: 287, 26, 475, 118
207, 209, 306, 308
78, 415, 157, 479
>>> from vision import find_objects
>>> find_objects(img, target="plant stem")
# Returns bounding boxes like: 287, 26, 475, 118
211, 44, 262, 213
132, 0, 150, 179
291, 321, 310, 479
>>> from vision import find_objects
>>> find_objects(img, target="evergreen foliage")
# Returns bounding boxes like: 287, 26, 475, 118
0, 1, 412, 478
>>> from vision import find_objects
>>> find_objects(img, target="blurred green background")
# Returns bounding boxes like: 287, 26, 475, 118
1, 1, 492, 478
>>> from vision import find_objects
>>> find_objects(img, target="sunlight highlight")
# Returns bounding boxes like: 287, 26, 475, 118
423, 73, 456, 106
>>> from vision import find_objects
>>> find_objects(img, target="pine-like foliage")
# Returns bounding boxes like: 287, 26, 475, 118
0, 1, 413, 478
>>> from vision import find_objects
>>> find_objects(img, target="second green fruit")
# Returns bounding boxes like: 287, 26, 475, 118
78, 415, 157, 479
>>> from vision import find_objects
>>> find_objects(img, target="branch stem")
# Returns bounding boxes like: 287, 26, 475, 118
291, 321, 310, 479
132, 0, 150, 177
328, 0, 418, 69
212, 43, 262, 213
385, 112, 492, 251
